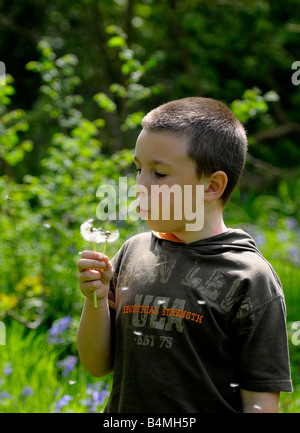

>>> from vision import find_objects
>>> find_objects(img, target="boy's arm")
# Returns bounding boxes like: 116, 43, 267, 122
76, 251, 114, 377
240, 389, 280, 413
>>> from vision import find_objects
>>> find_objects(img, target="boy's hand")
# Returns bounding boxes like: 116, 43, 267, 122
77, 250, 113, 303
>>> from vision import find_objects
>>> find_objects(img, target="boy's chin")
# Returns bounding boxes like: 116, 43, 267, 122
144, 218, 185, 234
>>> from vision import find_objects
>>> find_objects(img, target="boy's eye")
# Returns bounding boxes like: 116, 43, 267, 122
135, 168, 166, 178
154, 172, 166, 178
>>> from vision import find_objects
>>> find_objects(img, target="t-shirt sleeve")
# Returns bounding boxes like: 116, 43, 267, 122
107, 243, 126, 366
234, 295, 293, 392
107, 243, 126, 310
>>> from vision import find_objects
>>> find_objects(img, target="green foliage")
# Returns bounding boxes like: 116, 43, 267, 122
230, 87, 276, 124
26, 41, 83, 128
0, 40, 141, 325
0, 75, 33, 166
0, 4, 300, 411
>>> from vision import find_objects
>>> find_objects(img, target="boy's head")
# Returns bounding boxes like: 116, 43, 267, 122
141, 97, 248, 206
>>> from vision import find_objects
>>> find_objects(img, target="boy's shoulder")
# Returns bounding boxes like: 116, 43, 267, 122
122, 231, 152, 249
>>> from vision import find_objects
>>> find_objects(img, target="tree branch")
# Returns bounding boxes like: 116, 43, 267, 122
0, 13, 38, 43
246, 153, 282, 176
252, 122, 300, 143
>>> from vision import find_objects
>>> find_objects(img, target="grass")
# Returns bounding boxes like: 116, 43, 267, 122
0, 320, 112, 413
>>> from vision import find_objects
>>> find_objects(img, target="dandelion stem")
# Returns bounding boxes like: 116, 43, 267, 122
93, 242, 97, 308
103, 240, 107, 255
92, 240, 107, 308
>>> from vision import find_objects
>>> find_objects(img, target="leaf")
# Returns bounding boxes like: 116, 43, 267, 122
263, 90, 280, 102
93, 93, 116, 112
107, 36, 126, 48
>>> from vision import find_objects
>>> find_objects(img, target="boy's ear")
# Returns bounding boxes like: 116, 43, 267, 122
204, 171, 228, 203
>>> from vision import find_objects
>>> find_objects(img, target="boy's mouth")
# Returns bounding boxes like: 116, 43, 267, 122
137, 204, 150, 218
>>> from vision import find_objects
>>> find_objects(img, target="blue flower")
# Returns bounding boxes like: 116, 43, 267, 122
288, 246, 300, 264
48, 316, 72, 345
3, 362, 13, 377
20, 386, 34, 398
286, 217, 298, 230
277, 231, 289, 242
80, 382, 110, 413
55, 394, 73, 413
253, 234, 265, 246
0, 391, 11, 400
57, 355, 78, 377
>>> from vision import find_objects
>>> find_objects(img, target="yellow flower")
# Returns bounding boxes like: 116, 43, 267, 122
15, 276, 43, 295
0, 293, 18, 311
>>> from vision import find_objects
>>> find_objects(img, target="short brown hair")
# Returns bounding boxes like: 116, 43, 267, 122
141, 97, 247, 205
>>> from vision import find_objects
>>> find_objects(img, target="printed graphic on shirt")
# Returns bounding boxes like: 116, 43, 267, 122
121, 293, 204, 350
116, 249, 180, 289
180, 258, 202, 288
198, 269, 225, 301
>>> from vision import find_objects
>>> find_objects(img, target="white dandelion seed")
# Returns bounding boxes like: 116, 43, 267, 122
80, 219, 119, 245
104, 230, 120, 243
157, 299, 166, 305
133, 330, 143, 336
197, 300, 206, 305
80, 218, 119, 308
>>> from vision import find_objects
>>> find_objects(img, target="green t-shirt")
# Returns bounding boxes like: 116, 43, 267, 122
105, 229, 292, 413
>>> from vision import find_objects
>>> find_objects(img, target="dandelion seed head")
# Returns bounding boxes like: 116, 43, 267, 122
104, 229, 120, 243
80, 218, 119, 244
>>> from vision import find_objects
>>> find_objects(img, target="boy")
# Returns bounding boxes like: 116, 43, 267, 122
77, 97, 292, 413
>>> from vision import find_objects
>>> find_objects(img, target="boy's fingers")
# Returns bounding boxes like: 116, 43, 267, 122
79, 269, 101, 283
77, 258, 106, 272
80, 280, 102, 296
80, 250, 107, 260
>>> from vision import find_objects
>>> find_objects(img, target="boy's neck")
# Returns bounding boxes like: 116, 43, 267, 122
171, 204, 228, 244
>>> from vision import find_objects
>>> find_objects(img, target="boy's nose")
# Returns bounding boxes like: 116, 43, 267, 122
135, 182, 150, 211
135, 184, 148, 197
135, 171, 151, 194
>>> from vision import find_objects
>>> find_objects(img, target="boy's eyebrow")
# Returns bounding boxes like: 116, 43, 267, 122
133, 155, 172, 166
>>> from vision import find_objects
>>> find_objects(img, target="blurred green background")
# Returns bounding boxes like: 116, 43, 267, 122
0, 0, 299, 413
